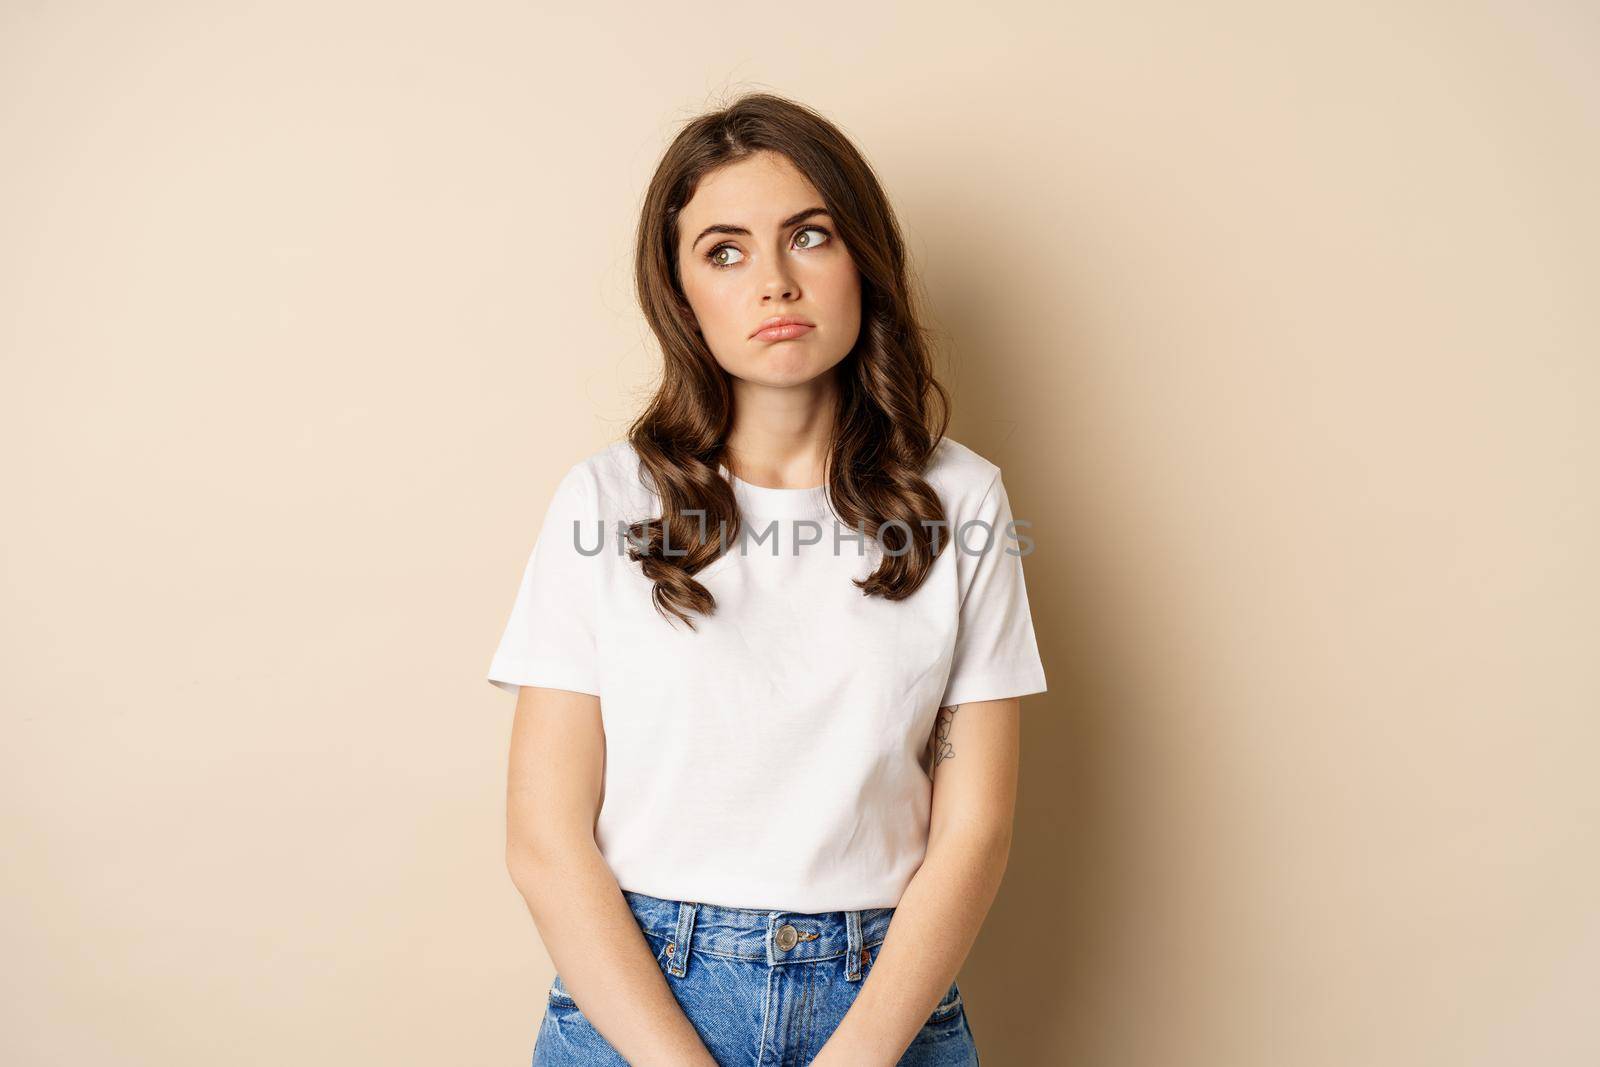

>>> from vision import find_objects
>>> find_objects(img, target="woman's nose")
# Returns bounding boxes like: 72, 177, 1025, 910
760, 259, 798, 300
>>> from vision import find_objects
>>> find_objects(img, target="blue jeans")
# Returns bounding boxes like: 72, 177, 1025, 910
531, 888, 981, 1066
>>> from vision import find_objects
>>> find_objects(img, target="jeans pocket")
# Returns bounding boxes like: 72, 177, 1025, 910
927, 981, 962, 1024
546, 973, 577, 1011
547, 931, 676, 1012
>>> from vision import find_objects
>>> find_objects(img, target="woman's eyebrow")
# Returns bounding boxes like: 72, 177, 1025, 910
690, 206, 831, 251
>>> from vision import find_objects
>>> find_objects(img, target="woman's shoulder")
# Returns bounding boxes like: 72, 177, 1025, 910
924, 436, 1004, 509
561, 439, 657, 514
569, 438, 639, 480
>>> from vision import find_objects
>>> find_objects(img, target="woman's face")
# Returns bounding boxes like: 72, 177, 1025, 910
675, 150, 862, 388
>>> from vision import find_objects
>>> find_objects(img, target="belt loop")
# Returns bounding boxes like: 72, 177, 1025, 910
668, 901, 697, 978
844, 909, 863, 982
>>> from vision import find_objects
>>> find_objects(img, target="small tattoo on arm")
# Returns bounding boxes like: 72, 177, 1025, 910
929, 704, 959, 772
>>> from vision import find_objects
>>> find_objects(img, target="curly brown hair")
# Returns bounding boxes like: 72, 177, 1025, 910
627, 91, 954, 628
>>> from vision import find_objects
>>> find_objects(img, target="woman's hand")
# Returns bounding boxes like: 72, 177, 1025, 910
811, 698, 1019, 1065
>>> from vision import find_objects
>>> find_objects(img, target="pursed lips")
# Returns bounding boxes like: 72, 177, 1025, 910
750, 317, 816, 340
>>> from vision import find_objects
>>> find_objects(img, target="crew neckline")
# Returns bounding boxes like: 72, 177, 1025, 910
717, 462, 830, 519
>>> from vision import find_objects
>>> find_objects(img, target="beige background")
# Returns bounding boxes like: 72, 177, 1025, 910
4, 2, 1596, 1064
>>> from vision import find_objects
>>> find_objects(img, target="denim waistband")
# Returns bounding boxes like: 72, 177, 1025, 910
621, 889, 896, 979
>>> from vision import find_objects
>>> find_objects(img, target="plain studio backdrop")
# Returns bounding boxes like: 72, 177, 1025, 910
2, 2, 1596, 1065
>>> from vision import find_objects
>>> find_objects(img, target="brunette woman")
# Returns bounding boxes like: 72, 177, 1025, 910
490, 92, 1046, 1066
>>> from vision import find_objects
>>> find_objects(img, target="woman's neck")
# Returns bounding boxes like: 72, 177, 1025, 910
723, 372, 839, 489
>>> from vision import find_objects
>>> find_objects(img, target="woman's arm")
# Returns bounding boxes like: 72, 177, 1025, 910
504, 685, 717, 1067
812, 697, 1021, 1066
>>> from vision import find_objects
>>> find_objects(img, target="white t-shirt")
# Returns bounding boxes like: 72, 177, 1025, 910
487, 436, 1047, 912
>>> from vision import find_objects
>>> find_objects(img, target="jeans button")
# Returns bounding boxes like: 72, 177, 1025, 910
775, 924, 798, 951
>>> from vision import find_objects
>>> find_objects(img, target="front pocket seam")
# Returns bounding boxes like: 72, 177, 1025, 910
548, 933, 674, 1007
927, 985, 963, 1022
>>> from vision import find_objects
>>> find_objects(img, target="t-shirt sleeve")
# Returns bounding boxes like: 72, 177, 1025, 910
487, 462, 603, 698
937, 471, 1048, 707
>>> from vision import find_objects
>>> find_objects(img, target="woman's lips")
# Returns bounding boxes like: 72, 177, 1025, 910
753, 323, 815, 342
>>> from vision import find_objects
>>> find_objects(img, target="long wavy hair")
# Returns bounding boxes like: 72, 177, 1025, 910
626, 92, 953, 628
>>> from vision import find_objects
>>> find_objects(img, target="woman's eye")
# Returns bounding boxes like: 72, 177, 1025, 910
794, 225, 831, 250
705, 226, 830, 269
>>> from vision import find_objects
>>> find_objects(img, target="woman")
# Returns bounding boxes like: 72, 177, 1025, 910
489, 92, 1047, 1066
